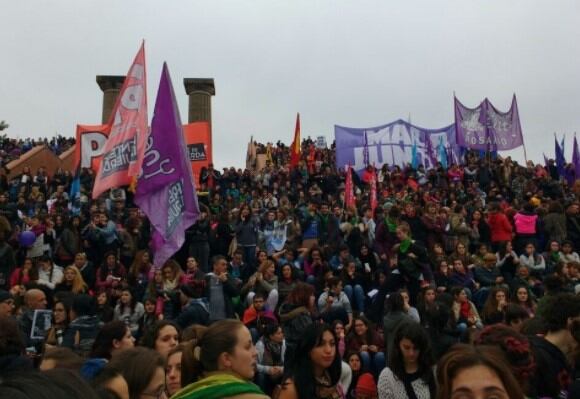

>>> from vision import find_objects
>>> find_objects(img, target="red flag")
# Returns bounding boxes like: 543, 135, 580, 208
370, 170, 377, 213
345, 165, 355, 209
92, 42, 148, 199
290, 113, 301, 168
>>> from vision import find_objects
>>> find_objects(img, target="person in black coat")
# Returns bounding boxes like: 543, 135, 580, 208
186, 208, 211, 273
529, 293, 580, 398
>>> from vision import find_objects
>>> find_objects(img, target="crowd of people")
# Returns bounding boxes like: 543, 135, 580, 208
1, 135, 580, 399
0, 135, 75, 168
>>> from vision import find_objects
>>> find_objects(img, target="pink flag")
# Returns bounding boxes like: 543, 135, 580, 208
370, 170, 377, 213
93, 43, 148, 199
344, 165, 355, 209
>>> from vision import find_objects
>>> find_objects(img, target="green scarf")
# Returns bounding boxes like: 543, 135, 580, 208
171, 373, 265, 399
385, 217, 397, 233
320, 213, 329, 227
399, 238, 412, 253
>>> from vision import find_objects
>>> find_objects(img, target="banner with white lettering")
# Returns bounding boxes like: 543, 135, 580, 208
454, 95, 523, 151
335, 119, 462, 174
74, 124, 110, 171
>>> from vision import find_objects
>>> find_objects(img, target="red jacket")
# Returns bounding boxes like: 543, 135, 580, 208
487, 212, 513, 242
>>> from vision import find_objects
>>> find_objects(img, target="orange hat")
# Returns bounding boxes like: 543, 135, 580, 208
356, 372, 377, 396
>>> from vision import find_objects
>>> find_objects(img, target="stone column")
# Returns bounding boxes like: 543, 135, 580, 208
184, 78, 215, 161
96, 75, 125, 124
183, 78, 215, 124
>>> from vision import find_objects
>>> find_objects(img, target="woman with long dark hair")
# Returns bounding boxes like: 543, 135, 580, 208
9, 257, 35, 288
113, 288, 144, 336
90, 320, 135, 360
95, 252, 126, 298
165, 344, 185, 397
255, 323, 286, 396
510, 284, 537, 318
234, 204, 259, 268
95, 291, 114, 324
278, 323, 343, 399
278, 282, 316, 356
127, 249, 153, 301
139, 320, 180, 362
37, 255, 63, 291
45, 299, 71, 348
345, 315, 385, 375
378, 322, 436, 399
55, 216, 81, 266
383, 293, 415, 356
108, 347, 166, 399
345, 351, 366, 399
481, 286, 509, 325
278, 263, 299, 305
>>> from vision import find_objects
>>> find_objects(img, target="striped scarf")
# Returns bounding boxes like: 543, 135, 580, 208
171, 373, 265, 399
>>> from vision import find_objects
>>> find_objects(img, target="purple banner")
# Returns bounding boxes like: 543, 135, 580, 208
335, 119, 462, 174
135, 63, 200, 268
455, 95, 523, 151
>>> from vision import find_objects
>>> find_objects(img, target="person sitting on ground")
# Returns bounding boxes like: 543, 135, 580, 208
318, 277, 353, 330
242, 291, 277, 343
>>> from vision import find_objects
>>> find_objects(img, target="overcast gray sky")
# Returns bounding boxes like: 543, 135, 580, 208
2, 0, 579, 168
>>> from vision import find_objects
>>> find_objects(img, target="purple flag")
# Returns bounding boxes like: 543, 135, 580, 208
455, 95, 524, 151
555, 135, 566, 176
573, 135, 580, 182
135, 63, 200, 268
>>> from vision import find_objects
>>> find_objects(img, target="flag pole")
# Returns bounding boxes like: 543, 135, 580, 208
522, 139, 529, 165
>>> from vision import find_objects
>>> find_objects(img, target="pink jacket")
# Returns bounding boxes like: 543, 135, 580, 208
514, 212, 537, 234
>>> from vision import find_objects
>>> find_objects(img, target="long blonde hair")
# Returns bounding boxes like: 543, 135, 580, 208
64, 265, 88, 294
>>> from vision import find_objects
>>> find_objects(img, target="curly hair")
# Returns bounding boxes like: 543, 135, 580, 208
541, 293, 580, 332
475, 324, 535, 394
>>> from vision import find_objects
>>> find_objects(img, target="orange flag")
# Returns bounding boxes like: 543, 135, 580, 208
290, 113, 301, 168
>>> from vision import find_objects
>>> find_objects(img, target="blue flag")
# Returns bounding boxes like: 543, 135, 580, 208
438, 136, 447, 169
68, 170, 81, 216
411, 139, 418, 169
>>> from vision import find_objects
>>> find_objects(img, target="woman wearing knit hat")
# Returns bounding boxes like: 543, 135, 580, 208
355, 372, 377, 399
